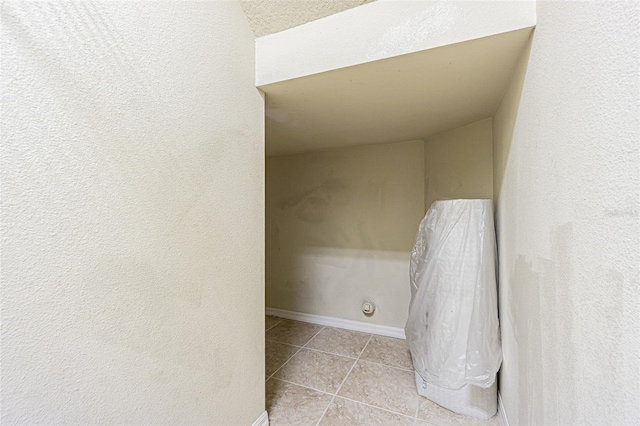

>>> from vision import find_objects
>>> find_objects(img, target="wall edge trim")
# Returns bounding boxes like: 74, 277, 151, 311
251, 410, 269, 426
265, 307, 406, 339
497, 391, 509, 426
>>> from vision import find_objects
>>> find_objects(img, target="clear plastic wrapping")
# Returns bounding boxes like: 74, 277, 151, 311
405, 199, 502, 390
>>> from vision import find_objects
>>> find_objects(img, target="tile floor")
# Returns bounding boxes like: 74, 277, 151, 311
265, 316, 499, 426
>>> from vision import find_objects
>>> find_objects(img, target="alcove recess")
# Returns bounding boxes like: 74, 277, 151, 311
257, 0, 536, 157
258, 1, 536, 330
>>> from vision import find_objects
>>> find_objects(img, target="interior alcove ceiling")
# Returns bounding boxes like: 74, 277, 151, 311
240, 0, 374, 38
263, 28, 533, 157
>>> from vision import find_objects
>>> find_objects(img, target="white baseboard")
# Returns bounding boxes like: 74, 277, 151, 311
265, 307, 406, 339
497, 392, 509, 426
251, 410, 268, 426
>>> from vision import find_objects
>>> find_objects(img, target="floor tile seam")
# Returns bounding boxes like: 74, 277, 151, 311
413, 396, 421, 423
294, 346, 359, 360
265, 319, 284, 333
315, 334, 374, 426
265, 340, 302, 349
335, 391, 419, 420
265, 326, 325, 382
333, 395, 417, 422
312, 325, 374, 339
342, 346, 423, 420
265, 337, 304, 346
265, 344, 306, 382
304, 329, 373, 359
301, 326, 326, 349
265, 324, 325, 348
269, 355, 356, 393
357, 357, 414, 373
268, 377, 334, 397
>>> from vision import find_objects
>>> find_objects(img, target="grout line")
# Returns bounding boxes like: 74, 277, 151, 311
265, 322, 281, 333
268, 377, 333, 396
356, 358, 414, 373
285, 345, 359, 360
267, 322, 412, 370
265, 341, 412, 373
265, 316, 285, 333
265, 319, 412, 382
266, 318, 424, 423
266, 326, 326, 382
269, 378, 417, 422
302, 326, 326, 349
315, 334, 374, 426
265, 340, 302, 350
336, 395, 417, 421
264, 341, 302, 380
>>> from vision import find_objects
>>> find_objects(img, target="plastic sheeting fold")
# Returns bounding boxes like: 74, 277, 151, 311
406, 199, 502, 391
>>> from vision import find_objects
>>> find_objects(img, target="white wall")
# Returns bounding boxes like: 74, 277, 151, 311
241, 0, 373, 37
265, 141, 424, 328
256, 0, 535, 86
493, 2, 639, 424
1, 2, 265, 424
424, 118, 493, 211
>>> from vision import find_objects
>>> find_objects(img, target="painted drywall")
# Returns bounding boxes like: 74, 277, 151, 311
240, 0, 373, 37
493, 2, 639, 425
1, 2, 265, 425
256, 0, 535, 86
424, 118, 493, 211
262, 30, 530, 156
266, 140, 424, 328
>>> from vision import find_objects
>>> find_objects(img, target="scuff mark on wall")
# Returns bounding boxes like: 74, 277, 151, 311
509, 255, 543, 424
493, 3, 640, 422
507, 223, 577, 424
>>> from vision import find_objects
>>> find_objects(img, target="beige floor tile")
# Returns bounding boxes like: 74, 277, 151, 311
338, 360, 420, 417
274, 348, 356, 393
306, 327, 371, 358
360, 335, 414, 371
266, 340, 300, 377
320, 397, 415, 426
417, 397, 499, 426
266, 320, 324, 346
266, 315, 284, 331
266, 378, 333, 426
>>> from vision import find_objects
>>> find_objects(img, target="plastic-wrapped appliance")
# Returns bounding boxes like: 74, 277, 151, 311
405, 199, 502, 419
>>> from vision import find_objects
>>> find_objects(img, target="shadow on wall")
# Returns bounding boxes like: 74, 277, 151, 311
493, 27, 592, 423
267, 177, 406, 251
492, 31, 534, 423
492, 33, 533, 201
264, 140, 424, 326
265, 140, 425, 253
424, 118, 494, 211
507, 223, 577, 424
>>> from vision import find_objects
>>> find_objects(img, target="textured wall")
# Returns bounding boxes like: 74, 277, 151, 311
241, 0, 372, 37
493, 2, 639, 424
266, 140, 424, 327
424, 118, 493, 211
1, 2, 265, 424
